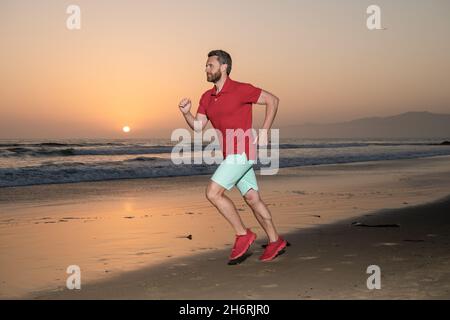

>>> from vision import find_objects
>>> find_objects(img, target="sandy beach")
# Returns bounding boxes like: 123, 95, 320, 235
1, 155, 449, 299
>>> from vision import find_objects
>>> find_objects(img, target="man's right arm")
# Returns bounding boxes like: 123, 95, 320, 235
178, 97, 209, 132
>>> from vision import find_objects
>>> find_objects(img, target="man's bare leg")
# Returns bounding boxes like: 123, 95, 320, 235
206, 180, 247, 235
243, 189, 279, 242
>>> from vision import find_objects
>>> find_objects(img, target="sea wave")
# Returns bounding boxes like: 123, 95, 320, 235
1, 141, 446, 158
1, 148, 450, 188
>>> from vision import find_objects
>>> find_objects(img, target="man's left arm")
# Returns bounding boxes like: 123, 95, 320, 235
254, 90, 280, 145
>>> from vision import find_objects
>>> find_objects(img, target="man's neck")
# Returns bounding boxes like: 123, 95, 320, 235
214, 75, 228, 94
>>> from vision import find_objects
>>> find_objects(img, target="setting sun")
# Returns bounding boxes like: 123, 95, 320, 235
122, 126, 130, 133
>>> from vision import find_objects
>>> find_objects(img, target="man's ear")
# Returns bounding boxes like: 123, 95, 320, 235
221, 63, 228, 74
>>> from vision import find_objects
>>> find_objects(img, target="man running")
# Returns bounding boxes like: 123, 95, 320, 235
178, 49, 287, 262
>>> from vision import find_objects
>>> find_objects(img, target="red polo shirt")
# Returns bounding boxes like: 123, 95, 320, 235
196, 77, 262, 161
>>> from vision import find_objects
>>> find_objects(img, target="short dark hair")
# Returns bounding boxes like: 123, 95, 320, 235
208, 50, 232, 75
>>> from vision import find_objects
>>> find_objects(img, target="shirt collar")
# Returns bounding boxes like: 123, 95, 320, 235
211, 76, 234, 96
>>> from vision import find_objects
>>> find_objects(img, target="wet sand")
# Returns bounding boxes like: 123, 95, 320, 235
33, 194, 450, 300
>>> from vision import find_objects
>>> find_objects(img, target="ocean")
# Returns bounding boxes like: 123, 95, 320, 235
1, 137, 449, 188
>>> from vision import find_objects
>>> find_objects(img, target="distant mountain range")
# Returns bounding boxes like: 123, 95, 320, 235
280, 111, 450, 139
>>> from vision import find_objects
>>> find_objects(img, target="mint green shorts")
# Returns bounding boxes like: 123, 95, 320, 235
211, 152, 258, 196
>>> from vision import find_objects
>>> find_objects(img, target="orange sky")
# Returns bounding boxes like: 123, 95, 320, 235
1, 0, 449, 139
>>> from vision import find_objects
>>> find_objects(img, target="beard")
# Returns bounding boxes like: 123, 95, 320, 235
206, 70, 222, 83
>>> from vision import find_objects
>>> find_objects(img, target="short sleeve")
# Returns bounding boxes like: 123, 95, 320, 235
196, 93, 208, 118
240, 83, 262, 104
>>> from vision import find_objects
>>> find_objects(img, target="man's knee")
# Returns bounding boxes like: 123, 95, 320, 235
243, 189, 261, 207
206, 181, 224, 203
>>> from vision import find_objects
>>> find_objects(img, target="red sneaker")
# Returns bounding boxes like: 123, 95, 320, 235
259, 236, 287, 261
229, 228, 257, 260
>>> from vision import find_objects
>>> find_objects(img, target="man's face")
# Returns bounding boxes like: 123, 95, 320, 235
205, 56, 225, 83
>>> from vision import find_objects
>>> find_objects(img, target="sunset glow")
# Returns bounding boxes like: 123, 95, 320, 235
1, 0, 449, 140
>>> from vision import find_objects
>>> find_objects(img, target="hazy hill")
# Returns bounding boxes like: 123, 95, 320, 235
280, 111, 450, 139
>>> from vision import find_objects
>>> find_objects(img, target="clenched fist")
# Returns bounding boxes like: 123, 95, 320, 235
178, 98, 192, 114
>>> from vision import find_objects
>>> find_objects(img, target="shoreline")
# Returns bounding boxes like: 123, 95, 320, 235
1, 153, 449, 196
1, 153, 450, 190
